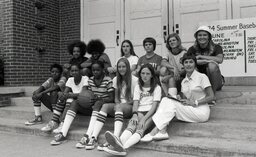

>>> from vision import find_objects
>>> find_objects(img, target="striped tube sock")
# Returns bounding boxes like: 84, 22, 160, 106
114, 112, 123, 137
91, 111, 107, 138
86, 111, 98, 137
52, 101, 66, 123
34, 102, 41, 116
120, 129, 133, 145
123, 132, 141, 149
61, 110, 76, 137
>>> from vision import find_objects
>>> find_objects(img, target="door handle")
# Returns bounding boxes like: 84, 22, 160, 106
163, 25, 167, 43
175, 24, 179, 34
116, 30, 120, 46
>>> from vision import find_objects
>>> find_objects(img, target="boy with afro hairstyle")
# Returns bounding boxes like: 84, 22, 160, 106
81, 39, 112, 77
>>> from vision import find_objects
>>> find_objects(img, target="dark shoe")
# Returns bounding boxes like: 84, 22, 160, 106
105, 131, 124, 152
50, 132, 67, 146
25, 115, 43, 126
75, 134, 89, 149
85, 137, 97, 150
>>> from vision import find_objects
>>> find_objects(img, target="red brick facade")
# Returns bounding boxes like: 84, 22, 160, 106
0, 0, 80, 86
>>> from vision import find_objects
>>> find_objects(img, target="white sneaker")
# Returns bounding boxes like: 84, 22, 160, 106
153, 132, 169, 141
140, 133, 154, 142
53, 122, 63, 134
41, 121, 58, 132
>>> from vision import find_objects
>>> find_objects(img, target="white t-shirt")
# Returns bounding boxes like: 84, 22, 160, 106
115, 55, 139, 67
112, 75, 138, 103
133, 84, 162, 112
65, 76, 89, 93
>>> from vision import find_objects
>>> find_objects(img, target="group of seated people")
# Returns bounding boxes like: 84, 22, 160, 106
24, 25, 224, 156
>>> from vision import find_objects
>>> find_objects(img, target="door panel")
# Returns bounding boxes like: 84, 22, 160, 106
125, 0, 168, 57
172, 0, 228, 49
232, 0, 256, 19
81, 0, 121, 64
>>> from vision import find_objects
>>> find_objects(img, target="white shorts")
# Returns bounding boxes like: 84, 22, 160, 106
152, 97, 210, 130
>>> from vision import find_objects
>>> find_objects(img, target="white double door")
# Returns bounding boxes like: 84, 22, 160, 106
81, 0, 256, 65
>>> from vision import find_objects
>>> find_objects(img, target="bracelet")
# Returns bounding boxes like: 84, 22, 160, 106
132, 111, 138, 116
195, 100, 199, 106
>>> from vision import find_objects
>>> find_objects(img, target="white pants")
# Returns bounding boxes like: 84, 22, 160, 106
152, 97, 210, 130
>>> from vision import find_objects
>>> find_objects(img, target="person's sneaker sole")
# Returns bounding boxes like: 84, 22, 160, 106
103, 146, 127, 156
105, 131, 124, 152
75, 142, 86, 149
85, 145, 95, 150
50, 139, 67, 146
153, 133, 169, 141
25, 121, 43, 126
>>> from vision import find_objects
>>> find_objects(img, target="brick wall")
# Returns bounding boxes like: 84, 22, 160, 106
0, 0, 81, 86
0, 0, 60, 86
59, 0, 81, 65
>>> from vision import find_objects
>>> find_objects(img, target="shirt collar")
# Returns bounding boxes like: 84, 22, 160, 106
183, 70, 198, 82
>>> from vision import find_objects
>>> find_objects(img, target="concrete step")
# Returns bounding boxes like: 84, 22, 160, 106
1, 101, 256, 141
169, 120, 256, 141
216, 86, 256, 105
4, 97, 256, 123
210, 104, 256, 122
225, 77, 256, 86
0, 87, 25, 107
0, 117, 255, 157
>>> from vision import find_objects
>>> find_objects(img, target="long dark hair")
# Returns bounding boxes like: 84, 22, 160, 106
138, 64, 159, 94
120, 40, 137, 57
116, 58, 132, 102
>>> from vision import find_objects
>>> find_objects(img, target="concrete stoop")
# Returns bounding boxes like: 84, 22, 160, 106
0, 86, 256, 156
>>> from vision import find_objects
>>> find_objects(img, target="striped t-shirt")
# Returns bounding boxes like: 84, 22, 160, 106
88, 76, 114, 99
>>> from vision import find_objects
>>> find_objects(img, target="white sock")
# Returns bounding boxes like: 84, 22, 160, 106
61, 110, 76, 137
168, 88, 177, 97
34, 106, 41, 116
123, 133, 141, 149
91, 111, 107, 138
114, 112, 123, 137
86, 111, 98, 137
120, 130, 133, 145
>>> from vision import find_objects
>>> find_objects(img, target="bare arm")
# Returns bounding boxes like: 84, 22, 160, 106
196, 54, 223, 64
161, 59, 175, 70
197, 86, 215, 105
140, 101, 158, 122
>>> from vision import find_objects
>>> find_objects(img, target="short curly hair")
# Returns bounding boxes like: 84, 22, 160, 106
50, 63, 63, 74
67, 40, 87, 57
87, 39, 106, 55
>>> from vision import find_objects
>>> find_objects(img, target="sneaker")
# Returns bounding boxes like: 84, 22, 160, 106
105, 131, 124, 152
50, 133, 67, 146
153, 132, 169, 141
75, 134, 89, 149
104, 145, 127, 156
97, 142, 109, 151
25, 115, 43, 126
85, 137, 97, 150
41, 120, 58, 132
53, 122, 63, 134
140, 133, 154, 142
